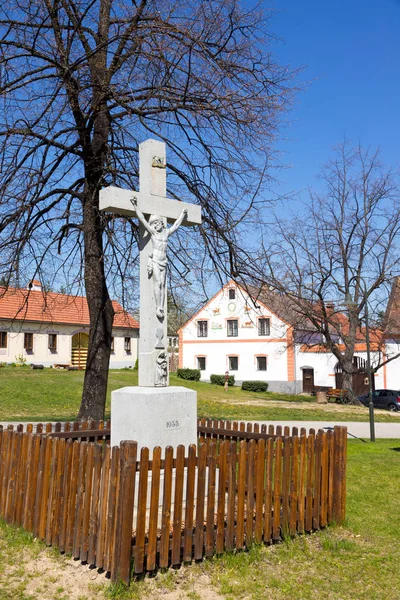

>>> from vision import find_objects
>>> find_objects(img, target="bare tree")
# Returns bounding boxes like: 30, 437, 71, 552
255, 143, 400, 398
0, 0, 296, 419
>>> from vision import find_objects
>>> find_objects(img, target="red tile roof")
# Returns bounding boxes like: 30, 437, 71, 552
0, 287, 139, 329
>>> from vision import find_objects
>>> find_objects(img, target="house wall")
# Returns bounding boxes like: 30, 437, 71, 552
0, 320, 138, 368
295, 347, 385, 392
382, 341, 400, 389
180, 283, 299, 392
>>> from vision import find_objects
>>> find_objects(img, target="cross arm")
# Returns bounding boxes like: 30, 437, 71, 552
99, 186, 201, 226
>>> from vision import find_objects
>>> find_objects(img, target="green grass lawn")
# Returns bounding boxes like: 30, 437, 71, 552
1, 439, 399, 599
0, 367, 398, 423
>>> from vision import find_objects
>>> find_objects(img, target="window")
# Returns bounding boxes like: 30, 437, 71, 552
228, 288, 236, 300
111, 336, 115, 352
257, 356, 267, 371
124, 337, 131, 352
48, 334, 57, 351
0, 332, 7, 348
228, 356, 238, 370
227, 319, 238, 337
197, 357, 206, 370
197, 320, 208, 337
258, 318, 270, 336
24, 332, 33, 351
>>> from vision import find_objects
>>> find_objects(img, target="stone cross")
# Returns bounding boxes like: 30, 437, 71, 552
100, 139, 201, 387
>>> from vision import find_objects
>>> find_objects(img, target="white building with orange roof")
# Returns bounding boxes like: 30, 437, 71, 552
178, 281, 298, 393
178, 280, 388, 395
0, 280, 139, 368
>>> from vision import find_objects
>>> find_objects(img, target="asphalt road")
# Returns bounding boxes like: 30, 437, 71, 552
253, 420, 400, 440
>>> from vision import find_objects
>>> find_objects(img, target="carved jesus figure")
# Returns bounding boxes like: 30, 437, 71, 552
132, 198, 188, 318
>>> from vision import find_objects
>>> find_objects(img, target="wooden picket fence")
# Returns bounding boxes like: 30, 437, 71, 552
0, 423, 347, 585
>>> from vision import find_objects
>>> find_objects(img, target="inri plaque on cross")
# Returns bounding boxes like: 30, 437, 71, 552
100, 139, 201, 387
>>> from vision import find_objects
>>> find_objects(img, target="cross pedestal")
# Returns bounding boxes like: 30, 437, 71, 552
100, 139, 201, 456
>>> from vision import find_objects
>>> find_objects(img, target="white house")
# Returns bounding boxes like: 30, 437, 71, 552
178, 280, 390, 394
0, 280, 139, 368
178, 281, 297, 393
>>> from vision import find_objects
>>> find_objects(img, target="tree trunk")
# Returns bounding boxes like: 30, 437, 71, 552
78, 184, 114, 421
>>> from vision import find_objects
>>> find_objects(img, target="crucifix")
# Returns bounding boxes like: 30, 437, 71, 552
100, 139, 202, 387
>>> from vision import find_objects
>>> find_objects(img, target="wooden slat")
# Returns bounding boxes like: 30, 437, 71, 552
72, 442, 88, 558
263, 437, 273, 544
46, 437, 59, 545
226, 441, 237, 551
113, 441, 137, 583
341, 427, 347, 524
171, 445, 185, 567
320, 432, 328, 528
5, 431, 20, 522
88, 443, 103, 565
134, 446, 149, 575
80, 443, 95, 562
281, 436, 290, 538
289, 436, 299, 536
95, 444, 111, 570
236, 440, 247, 550
273, 437, 282, 541
254, 439, 265, 544
38, 435, 53, 540
216, 440, 228, 554
58, 439, 73, 552
104, 446, 120, 573
183, 444, 196, 563
15, 431, 29, 524
313, 432, 322, 530
297, 434, 307, 534
147, 446, 162, 571
194, 443, 207, 560
245, 439, 256, 546
52, 438, 66, 547
205, 442, 217, 556
159, 446, 173, 569
23, 434, 41, 532
305, 433, 315, 531
65, 440, 80, 555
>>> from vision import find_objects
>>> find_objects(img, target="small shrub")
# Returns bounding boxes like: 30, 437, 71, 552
177, 368, 201, 381
241, 380, 269, 392
15, 353, 27, 366
133, 358, 138, 370
210, 374, 235, 386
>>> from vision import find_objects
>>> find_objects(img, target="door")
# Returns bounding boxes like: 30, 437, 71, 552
71, 332, 89, 369
302, 368, 314, 394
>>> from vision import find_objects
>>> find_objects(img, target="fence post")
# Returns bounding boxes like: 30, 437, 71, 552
333, 426, 347, 524
111, 441, 137, 585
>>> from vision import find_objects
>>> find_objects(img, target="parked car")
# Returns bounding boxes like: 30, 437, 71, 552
358, 389, 400, 412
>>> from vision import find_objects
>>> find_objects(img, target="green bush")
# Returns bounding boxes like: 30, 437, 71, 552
177, 368, 201, 381
210, 374, 235, 386
241, 380, 269, 392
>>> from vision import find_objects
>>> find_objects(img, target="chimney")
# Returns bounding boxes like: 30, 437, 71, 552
325, 302, 335, 315
28, 279, 42, 291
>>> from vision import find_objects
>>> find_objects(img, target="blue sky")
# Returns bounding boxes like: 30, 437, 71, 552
268, 0, 400, 201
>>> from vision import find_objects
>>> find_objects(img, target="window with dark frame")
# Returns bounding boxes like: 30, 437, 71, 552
256, 356, 267, 371
228, 356, 238, 370
124, 337, 131, 352
0, 331, 7, 348
228, 288, 236, 300
197, 320, 208, 337
258, 318, 270, 336
227, 319, 238, 337
48, 334, 57, 351
24, 332, 33, 350
111, 337, 115, 352
197, 356, 206, 370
